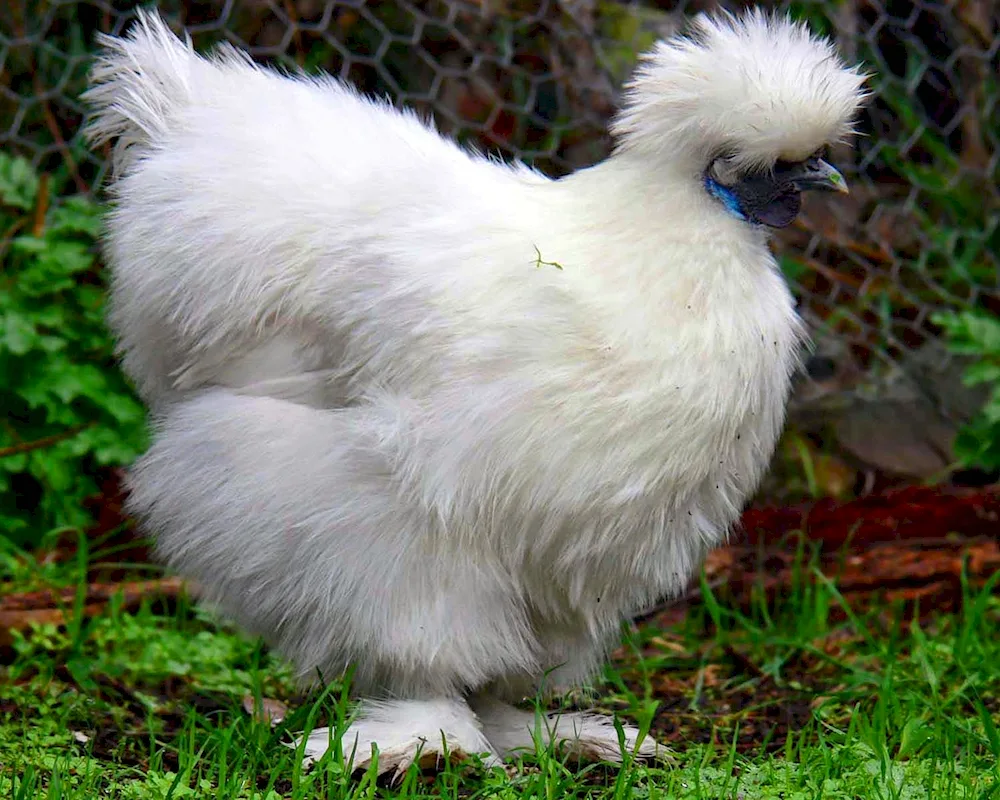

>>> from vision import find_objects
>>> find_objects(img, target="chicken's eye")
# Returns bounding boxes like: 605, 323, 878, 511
708, 155, 741, 186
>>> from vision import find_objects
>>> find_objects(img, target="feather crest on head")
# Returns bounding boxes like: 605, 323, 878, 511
611, 10, 869, 172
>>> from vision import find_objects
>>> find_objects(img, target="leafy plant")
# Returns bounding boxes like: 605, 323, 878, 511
932, 309, 1000, 470
0, 153, 146, 546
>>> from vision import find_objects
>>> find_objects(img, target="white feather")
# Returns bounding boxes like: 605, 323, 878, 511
612, 8, 868, 171
83, 8, 864, 767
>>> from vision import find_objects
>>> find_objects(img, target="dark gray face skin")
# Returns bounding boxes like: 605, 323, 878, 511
706, 155, 848, 228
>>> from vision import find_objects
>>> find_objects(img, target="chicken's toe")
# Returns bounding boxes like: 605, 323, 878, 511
556, 714, 662, 762
292, 697, 501, 779
469, 695, 664, 764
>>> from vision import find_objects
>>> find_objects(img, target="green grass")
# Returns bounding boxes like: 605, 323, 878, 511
1, 535, 998, 799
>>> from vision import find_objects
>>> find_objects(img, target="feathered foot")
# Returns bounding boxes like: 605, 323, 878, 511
293, 698, 502, 780
469, 695, 662, 762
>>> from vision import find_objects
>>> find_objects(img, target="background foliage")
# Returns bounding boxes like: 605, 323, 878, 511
0, 153, 146, 544
933, 309, 1000, 471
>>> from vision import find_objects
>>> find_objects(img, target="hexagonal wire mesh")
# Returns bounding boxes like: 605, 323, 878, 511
1, 0, 998, 483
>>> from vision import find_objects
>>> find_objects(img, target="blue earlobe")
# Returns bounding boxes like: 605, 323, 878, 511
703, 175, 747, 221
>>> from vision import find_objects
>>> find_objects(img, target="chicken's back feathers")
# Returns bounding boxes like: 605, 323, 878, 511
85, 13, 207, 178
84, 10, 527, 183
83, 9, 551, 406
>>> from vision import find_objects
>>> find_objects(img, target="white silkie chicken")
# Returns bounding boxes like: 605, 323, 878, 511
84, 8, 865, 775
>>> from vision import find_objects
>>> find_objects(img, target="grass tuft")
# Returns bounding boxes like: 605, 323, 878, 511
1, 538, 998, 798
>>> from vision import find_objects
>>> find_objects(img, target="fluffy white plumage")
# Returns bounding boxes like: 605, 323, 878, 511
84, 8, 865, 773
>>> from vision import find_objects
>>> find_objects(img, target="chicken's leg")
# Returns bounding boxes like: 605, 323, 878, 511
295, 697, 502, 778
468, 694, 660, 762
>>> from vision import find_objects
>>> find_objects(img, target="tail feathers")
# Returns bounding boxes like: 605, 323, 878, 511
83, 9, 202, 177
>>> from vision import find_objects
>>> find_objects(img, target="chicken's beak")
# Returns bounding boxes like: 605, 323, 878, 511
791, 158, 849, 194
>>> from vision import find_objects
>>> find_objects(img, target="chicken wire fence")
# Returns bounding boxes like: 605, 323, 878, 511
1, 0, 998, 482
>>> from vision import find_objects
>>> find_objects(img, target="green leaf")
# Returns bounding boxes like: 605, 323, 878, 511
934, 310, 1000, 356
981, 394, 1000, 426
40, 240, 96, 276
39, 362, 109, 405
0, 154, 40, 210
100, 393, 147, 425
936, 309, 1000, 471
897, 718, 932, 759
47, 196, 103, 238
0, 453, 29, 473
1, 311, 40, 355
0, 156, 138, 543
88, 425, 148, 464
963, 361, 1000, 387
29, 447, 77, 493
962, 315, 1000, 356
